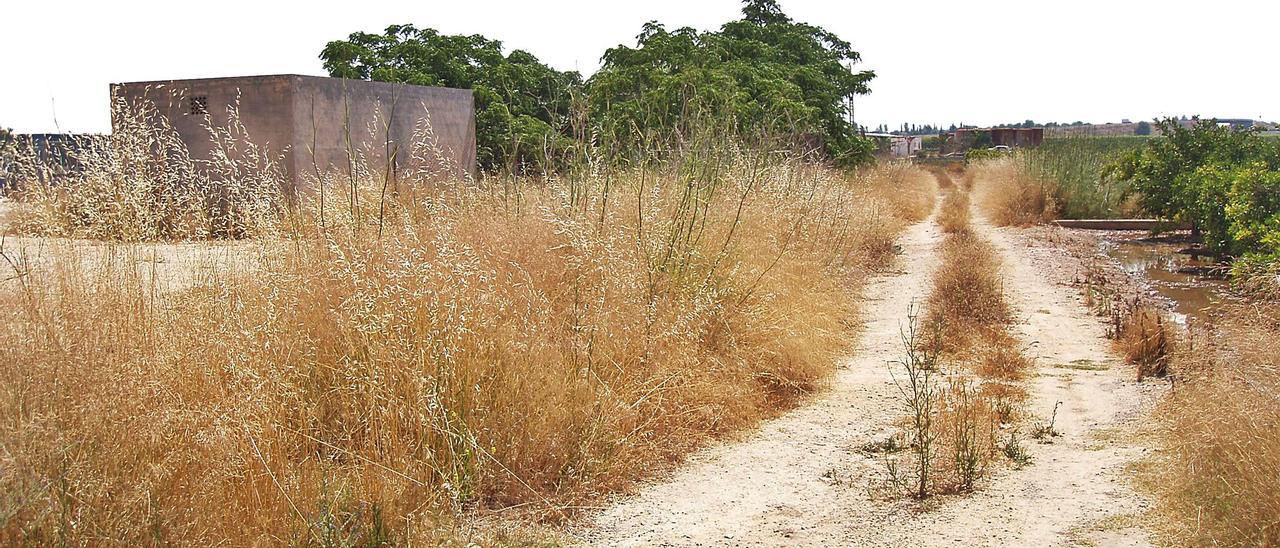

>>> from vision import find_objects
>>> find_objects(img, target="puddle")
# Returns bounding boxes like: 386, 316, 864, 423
1101, 234, 1232, 326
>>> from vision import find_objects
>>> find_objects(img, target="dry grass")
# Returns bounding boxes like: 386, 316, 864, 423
1113, 304, 1172, 381
937, 190, 972, 235
921, 165, 960, 192
928, 233, 1011, 343
5, 96, 287, 240
0, 101, 936, 544
970, 157, 1057, 227
868, 162, 938, 223
881, 180, 1032, 499
1140, 300, 1280, 546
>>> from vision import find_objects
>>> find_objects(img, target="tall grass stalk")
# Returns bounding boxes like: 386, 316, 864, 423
0, 99, 936, 543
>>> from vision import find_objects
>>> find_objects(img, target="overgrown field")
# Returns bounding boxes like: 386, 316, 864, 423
0, 110, 936, 543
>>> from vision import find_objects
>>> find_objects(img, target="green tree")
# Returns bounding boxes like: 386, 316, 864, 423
320, 25, 583, 172
587, 0, 876, 165
1108, 118, 1280, 254
1134, 120, 1152, 136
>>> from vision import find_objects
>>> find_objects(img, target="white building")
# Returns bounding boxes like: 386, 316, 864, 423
866, 132, 923, 158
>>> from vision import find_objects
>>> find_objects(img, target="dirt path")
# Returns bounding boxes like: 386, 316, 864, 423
577, 190, 1157, 546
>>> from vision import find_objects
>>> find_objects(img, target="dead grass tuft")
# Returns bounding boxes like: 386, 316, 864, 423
970, 158, 1057, 227
1140, 302, 1280, 546
1114, 304, 1172, 381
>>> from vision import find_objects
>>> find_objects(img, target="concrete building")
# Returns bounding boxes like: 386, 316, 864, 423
865, 132, 924, 158
111, 75, 476, 192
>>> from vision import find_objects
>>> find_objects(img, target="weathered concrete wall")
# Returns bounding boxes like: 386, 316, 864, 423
289, 76, 475, 191
111, 75, 475, 192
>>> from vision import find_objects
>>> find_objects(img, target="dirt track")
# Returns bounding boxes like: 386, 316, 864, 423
578, 186, 1157, 546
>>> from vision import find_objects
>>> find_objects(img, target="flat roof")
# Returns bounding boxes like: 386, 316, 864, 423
111, 74, 471, 95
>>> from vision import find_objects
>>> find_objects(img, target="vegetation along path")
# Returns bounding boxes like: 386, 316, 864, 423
577, 180, 1157, 546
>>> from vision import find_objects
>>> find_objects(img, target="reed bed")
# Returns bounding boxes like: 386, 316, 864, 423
0, 102, 935, 544
971, 137, 1148, 226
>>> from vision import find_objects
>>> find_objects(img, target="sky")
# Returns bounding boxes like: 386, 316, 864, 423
2, 0, 1277, 134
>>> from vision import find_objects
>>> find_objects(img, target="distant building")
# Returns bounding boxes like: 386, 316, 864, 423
865, 132, 923, 158
111, 74, 476, 193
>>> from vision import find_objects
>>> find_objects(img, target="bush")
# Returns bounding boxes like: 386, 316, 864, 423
1109, 118, 1280, 257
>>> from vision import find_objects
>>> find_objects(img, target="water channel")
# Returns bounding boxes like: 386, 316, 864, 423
1100, 232, 1233, 327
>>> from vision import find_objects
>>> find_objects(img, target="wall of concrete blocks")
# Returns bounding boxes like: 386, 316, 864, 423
110, 74, 476, 193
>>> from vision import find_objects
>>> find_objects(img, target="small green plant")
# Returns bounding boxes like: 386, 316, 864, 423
301, 478, 394, 548
1003, 432, 1032, 469
1031, 401, 1063, 442
878, 455, 911, 496
891, 302, 942, 499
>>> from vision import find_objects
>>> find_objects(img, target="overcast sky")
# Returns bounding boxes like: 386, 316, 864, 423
2, 0, 1276, 134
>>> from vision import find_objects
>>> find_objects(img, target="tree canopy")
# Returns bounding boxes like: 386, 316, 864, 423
1108, 119, 1280, 258
588, 0, 875, 164
320, 0, 877, 171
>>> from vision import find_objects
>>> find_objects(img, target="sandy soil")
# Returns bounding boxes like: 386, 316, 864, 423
576, 196, 1160, 546
0, 201, 257, 293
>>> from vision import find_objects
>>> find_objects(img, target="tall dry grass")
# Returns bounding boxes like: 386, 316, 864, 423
969, 157, 1057, 227
0, 100, 936, 543
1112, 302, 1172, 381
5, 96, 288, 240
1141, 299, 1280, 546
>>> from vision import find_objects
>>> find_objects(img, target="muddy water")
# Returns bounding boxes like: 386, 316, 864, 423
1102, 235, 1232, 326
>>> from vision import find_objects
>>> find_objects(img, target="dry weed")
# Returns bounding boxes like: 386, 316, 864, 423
1114, 304, 1172, 381
937, 190, 972, 235
0, 99, 938, 543
970, 157, 1057, 227
1141, 301, 1280, 546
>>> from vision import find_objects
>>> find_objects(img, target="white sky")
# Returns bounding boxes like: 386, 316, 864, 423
2, 0, 1276, 134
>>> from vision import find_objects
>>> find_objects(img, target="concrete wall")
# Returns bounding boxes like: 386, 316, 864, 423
289, 76, 475, 191
111, 75, 475, 193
